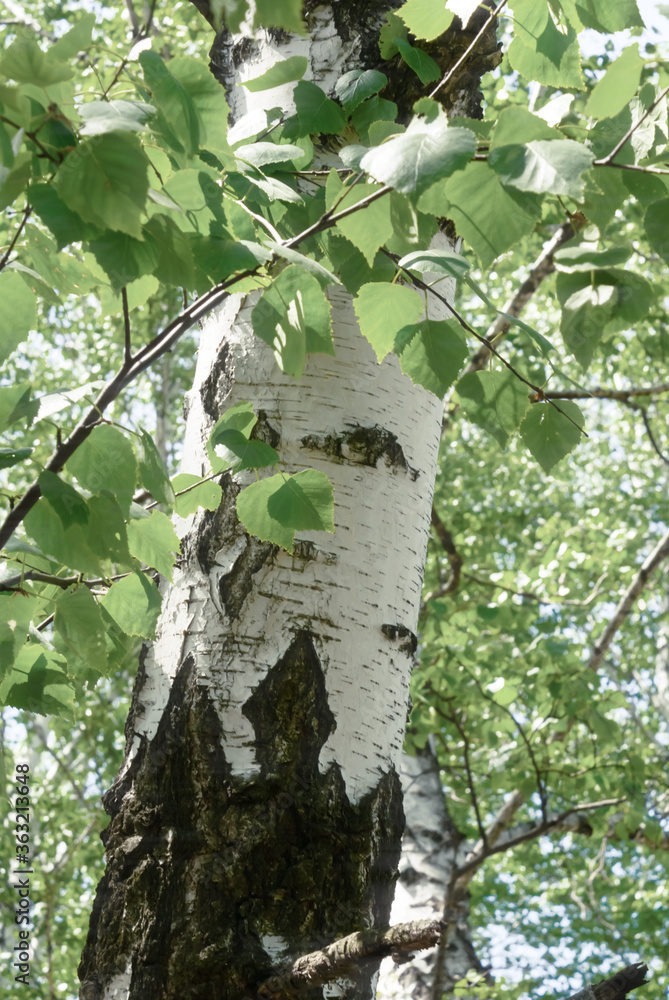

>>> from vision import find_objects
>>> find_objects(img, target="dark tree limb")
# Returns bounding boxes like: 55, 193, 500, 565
566, 963, 649, 1000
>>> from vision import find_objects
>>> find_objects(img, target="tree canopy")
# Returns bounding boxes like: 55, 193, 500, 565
1, 0, 668, 997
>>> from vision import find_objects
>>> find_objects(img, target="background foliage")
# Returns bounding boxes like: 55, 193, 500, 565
1, 0, 668, 996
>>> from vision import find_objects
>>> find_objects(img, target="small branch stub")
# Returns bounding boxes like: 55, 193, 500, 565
256, 919, 445, 998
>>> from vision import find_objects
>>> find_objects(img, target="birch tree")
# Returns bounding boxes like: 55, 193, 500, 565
1, 0, 669, 998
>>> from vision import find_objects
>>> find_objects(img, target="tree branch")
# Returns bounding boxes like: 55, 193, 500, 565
453, 798, 626, 879
256, 919, 445, 998
424, 507, 462, 599
588, 525, 669, 672
545, 383, 669, 401
464, 220, 575, 374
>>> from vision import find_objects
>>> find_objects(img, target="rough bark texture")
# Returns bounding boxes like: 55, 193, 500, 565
79, 5, 498, 998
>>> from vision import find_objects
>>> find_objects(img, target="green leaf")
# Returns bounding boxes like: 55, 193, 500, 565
127, 511, 180, 581
56, 132, 149, 240
395, 320, 469, 397
143, 213, 197, 289
0, 153, 31, 211
490, 107, 561, 147
263, 241, 341, 286
66, 424, 137, 512
294, 81, 347, 136
0, 593, 36, 677
54, 585, 107, 674
24, 498, 102, 575
29, 183, 103, 249
208, 400, 257, 441
457, 370, 531, 448
100, 572, 162, 639
139, 432, 176, 508
1, 645, 73, 716
509, 4, 585, 90
353, 282, 424, 361
422, 161, 542, 268
361, 119, 476, 197
48, 13, 96, 59
100, 276, 159, 317
378, 11, 409, 58
0, 271, 36, 364
519, 401, 584, 472
169, 56, 231, 155
0, 38, 74, 85
584, 44, 643, 120
210, 429, 279, 472
140, 51, 199, 156
172, 474, 223, 517
351, 95, 399, 142
235, 142, 306, 168
188, 236, 271, 285
254, 0, 306, 34
0, 447, 32, 470
38, 471, 89, 528
88, 230, 160, 290
398, 248, 471, 280
571, 0, 643, 31
394, 38, 440, 85
0, 384, 38, 434
553, 244, 632, 271
645, 198, 669, 266
557, 269, 654, 368
87, 494, 132, 566
326, 171, 393, 265
489, 140, 593, 198
335, 70, 388, 112
251, 265, 334, 377
78, 99, 155, 135
241, 56, 308, 92
237, 469, 335, 553
397, 0, 454, 39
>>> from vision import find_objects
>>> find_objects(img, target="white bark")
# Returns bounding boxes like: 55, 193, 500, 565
129, 289, 443, 802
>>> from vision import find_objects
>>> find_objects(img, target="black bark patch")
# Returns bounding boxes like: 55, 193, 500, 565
192, 481, 238, 575
79, 643, 404, 1000
381, 623, 418, 656
251, 409, 280, 449
218, 534, 277, 619
242, 631, 336, 777
302, 425, 418, 479
199, 341, 233, 422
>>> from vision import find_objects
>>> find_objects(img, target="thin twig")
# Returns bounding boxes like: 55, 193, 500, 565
593, 85, 669, 166
0, 204, 32, 272
121, 287, 132, 365
633, 404, 669, 467
428, 0, 510, 101
447, 707, 488, 849
384, 249, 588, 437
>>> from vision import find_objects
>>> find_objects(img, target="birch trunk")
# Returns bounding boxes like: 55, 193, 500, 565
78, 6, 498, 998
